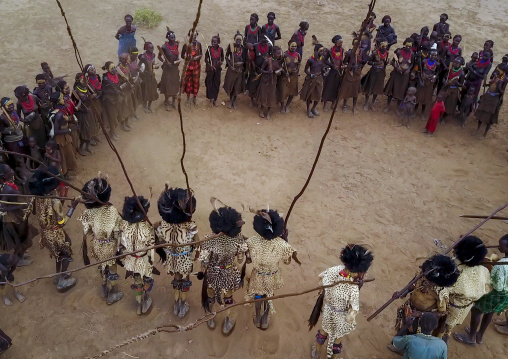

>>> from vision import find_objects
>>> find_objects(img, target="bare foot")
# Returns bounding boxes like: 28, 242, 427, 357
15, 291, 25, 303
383, 107, 391, 114
78, 148, 87, 156
259, 112, 265, 118
312, 109, 320, 116
85, 148, 94, 154
307, 111, 314, 118
227, 101, 232, 109
3, 297, 12, 306
266, 113, 271, 120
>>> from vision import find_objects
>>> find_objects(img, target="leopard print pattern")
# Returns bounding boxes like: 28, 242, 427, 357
319, 265, 359, 359
78, 205, 122, 270
245, 235, 294, 301
36, 198, 72, 261
197, 233, 248, 296
156, 221, 197, 276
120, 220, 155, 278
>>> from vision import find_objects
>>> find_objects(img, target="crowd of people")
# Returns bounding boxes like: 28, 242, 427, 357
0, 10, 507, 359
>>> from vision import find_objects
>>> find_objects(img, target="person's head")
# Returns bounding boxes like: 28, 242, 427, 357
502, 54, 508, 63
128, 46, 139, 61
340, 244, 374, 277
430, 31, 438, 41
289, 41, 297, 52
370, 12, 376, 20
187, 29, 198, 43
1, 97, 14, 112
252, 209, 284, 240
471, 51, 479, 62
209, 203, 244, 237
420, 312, 439, 334
299, 20, 309, 33
429, 50, 438, 61
56, 80, 70, 96
75, 72, 86, 87
454, 235, 487, 266
440, 13, 448, 23
35, 74, 47, 89
273, 46, 282, 59
28, 136, 36, 148
443, 32, 451, 42
452, 35, 462, 47
144, 41, 154, 54
124, 14, 133, 28
403, 38, 413, 50
332, 35, 342, 48
119, 53, 129, 65
122, 195, 150, 223
499, 234, 508, 255
41, 62, 51, 74
314, 43, 324, 57
407, 87, 417, 96
50, 91, 64, 107
84, 64, 96, 77
28, 166, 61, 196
422, 254, 459, 287
496, 63, 507, 78
481, 50, 492, 62
484, 40, 494, 51
166, 28, 176, 42
267, 12, 275, 24
260, 37, 268, 46
103, 61, 117, 75
157, 186, 196, 224
382, 15, 391, 26
234, 31, 243, 46
453, 57, 462, 68
45, 139, 58, 154
82, 174, 112, 209
378, 38, 388, 50
211, 35, 220, 48
467, 86, 476, 95
0, 164, 14, 182
421, 42, 431, 53
14, 86, 29, 102
250, 13, 259, 26
420, 26, 429, 37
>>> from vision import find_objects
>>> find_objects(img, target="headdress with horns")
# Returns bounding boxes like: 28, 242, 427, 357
209, 197, 244, 237
340, 244, 374, 273
157, 186, 196, 224
251, 207, 284, 240
82, 172, 112, 209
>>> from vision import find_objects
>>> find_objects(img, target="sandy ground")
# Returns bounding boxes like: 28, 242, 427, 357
1, 0, 508, 358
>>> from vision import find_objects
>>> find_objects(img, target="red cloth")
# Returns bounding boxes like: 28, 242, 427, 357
425, 101, 445, 133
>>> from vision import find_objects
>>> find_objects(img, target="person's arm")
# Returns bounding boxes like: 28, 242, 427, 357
194, 43, 203, 61
225, 45, 233, 68
260, 59, 271, 74
220, 47, 225, 67
275, 25, 281, 41
304, 59, 311, 76
181, 44, 188, 59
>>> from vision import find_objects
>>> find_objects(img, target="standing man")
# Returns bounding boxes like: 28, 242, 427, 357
288, 21, 309, 58
392, 313, 448, 359
262, 12, 281, 44
116, 14, 137, 60
432, 14, 450, 41
376, 16, 397, 50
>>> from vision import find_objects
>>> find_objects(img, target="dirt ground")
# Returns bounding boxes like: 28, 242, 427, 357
1, 0, 508, 358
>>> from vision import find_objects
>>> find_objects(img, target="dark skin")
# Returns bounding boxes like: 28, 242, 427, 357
0, 253, 25, 306
139, 44, 159, 112
364, 42, 388, 111
158, 32, 182, 110
415, 51, 440, 119
44, 143, 62, 169
259, 47, 282, 120
342, 44, 364, 114
181, 34, 203, 105
323, 39, 344, 112
454, 237, 508, 344
281, 43, 301, 113
384, 42, 413, 113
0, 102, 20, 137
205, 37, 223, 106
225, 37, 245, 109
304, 47, 326, 118
115, 16, 134, 40
262, 14, 281, 43
244, 16, 261, 45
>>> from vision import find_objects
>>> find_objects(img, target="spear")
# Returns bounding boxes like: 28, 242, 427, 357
461, 215, 508, 220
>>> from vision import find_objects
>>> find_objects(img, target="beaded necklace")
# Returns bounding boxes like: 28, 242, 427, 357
377, 48, 388, 59
286, 50, 299, 59
248, 25, 259, 35
107, 72, 119, 84
210, 46, 221, 59
297, 31, 305, 45
400, 47, 412, 61
331, 46, 343, 60
449, 44, 460, 55
76, 85, 87, 93
88, 76, 101, 90
166, 42, 179, 55
258, 43, 268, 54
476, 58, 491, 68
426, 58, 437, 71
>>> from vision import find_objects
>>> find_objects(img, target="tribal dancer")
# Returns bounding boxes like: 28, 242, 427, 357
322, 35, 344, 113
158, 29, 181, 111
245, 208, 296, 330
439, 236, 491, 343
155, 186, 197, 318
280, 41, 301, 113
138, 40, 160, 113
309, 245, 374, 359
388, 254, 459, 354
383, 38, 414, 113
0, 253, 25, 306
198, 199, 247, 335
0, 164, 34, 267
223, 32, 246, 110
361, 38, 389, 111
119, 195, 156, 315
181, 31, 203, 106
78, 174, 123, 304
28, 166, 79, 292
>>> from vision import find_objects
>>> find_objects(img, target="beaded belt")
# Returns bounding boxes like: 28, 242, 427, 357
213, 263, 233, 270
450, 301, 473, 309
486, 92, 500, 96
95, 237, 115, 244
167, 247, 193, 257
325, 301, 347, 314
255, 269, 279, 276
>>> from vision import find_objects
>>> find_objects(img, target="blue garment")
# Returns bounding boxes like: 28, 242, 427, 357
118, 31, 136, 57
393, 334, 447, 359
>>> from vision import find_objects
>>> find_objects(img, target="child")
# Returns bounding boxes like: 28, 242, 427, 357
422, 93, 446, 136
459, 87, 475, 128
398, 87, 417, 128
27, 137, 43, 170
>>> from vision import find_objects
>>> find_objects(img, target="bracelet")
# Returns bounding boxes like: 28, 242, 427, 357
57, 218, 66, 225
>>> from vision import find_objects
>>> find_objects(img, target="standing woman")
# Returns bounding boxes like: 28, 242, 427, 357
383, 38, 414, 113
262, 12, 281, 44
115, 14, 136, 60
33, 74, 53, 130
339, 39, 365, 114
83, 64, 102, 144
73, 73, 98, 156
244, 13, 262, 45
204, 35, 224, 107
181, 31, 202, 106
158, 29, 181, 111
116, 53, 136, 131
224, 32, 246, 109
248, 38, 272, 107
280, 42, 301, 113
433, 14, 450, 41
322, 35, 344, 113
415, 49, 441, 120
101, 61, 123, 140
362, 39, 389, 111
14, 86, 46, 149
438, 34, 463, 95
56, 81, 80, 154
288, 21, 309, 58
256, 46, 283, 119
138, 41, 159, 113
464, 50, 492, 105
0, 98, 25, 156
442, 57, 465, 124
300, 44, 326, 118
128, 46, 143, 115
